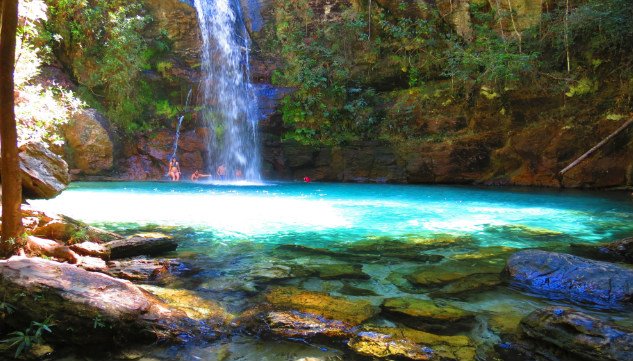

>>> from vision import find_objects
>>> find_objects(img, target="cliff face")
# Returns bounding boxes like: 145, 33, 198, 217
52, 0, 633, 188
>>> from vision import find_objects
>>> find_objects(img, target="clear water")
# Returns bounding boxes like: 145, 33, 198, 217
30, 182, 633, 360
194, 0, 261, 181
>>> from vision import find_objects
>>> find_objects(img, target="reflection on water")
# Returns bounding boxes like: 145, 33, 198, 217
31, 182, 633, 360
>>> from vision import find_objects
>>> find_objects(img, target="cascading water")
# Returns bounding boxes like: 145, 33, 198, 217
170, 88, 193, 161
194, 0, 261, 181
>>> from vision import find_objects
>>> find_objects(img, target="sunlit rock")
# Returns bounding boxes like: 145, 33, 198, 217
265, 311, 354, 340
503, 250, 633, 307
301, 263, 370, 280
367, 326, 476, 361
348, 331, 436, 360
141, 285, 234, 325
430, 273, 502, 296
15, 141, 69, 199
0, 257, 203, 345
406, 262, 502, 288
381, 297, 475, 333
64, 108, 113, 175
264, 286, 379, 325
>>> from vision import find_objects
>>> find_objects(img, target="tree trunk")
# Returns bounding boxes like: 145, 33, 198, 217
0, 0, 23, 257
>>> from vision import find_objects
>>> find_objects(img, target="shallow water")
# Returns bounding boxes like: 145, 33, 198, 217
31, 182, 633, 360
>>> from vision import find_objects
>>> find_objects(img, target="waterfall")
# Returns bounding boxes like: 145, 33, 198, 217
194, 0, 261, 181
171, 88, 193, 161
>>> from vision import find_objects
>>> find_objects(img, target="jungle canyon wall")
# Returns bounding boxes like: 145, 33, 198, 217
46, 0, 633, 188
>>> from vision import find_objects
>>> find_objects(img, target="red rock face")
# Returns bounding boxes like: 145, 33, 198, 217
64, 109, 114, 175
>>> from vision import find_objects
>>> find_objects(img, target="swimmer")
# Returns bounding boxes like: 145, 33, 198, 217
216, 164, 226, 180
191, 170, 210, 181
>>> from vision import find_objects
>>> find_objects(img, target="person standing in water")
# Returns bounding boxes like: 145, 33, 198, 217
168, 158, 181, 181
216, 164, 226, 180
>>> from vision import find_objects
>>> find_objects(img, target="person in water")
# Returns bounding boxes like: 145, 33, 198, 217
234, 168, 243, 178
216, 164, 226, 180
168, 158, 181, 181
303, 176, 311, 183
191, 170, 210, 181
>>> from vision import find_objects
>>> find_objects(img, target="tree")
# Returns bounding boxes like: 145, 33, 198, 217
0, 0, 23, 257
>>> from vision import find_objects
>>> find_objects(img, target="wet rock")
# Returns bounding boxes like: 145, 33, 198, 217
407, 262, 502, 288
570, 237, 633, 264
302, 263, 370, 280
107, 233, 178, 259
16, 141, 69, 199
0, 257, 205, 345
431, 273, 502, 296
369, 326, 476, 361
248, 263, 293, 280
265, 311, 354, 340
502, 250, 633, 307
483, 224, 563, 241
264, 286, 379, 325
345, 236, 463, 262
105, 258, 174, 281
64, 108, 113, 175
348, 331, 436, 360
520, 307, 633, 361
381, 297, 474, 334
140, 285, 233, 325
339, 283, 379, 296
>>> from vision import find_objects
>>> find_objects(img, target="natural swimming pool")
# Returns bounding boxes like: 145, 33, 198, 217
31, 182, 633, 360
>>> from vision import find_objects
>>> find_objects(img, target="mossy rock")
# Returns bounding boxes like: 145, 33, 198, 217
339, 283, 379, 296
303, 263, 370, 280
264, 286, 379, 325
483, 224, 563, 240
368, 326, 476, 361
431, 273, 502, 297
406, 260, 504, 288
381, 297, 474, 333
348, 331, 436, 361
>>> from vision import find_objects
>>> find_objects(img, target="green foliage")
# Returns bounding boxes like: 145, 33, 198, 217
44, 0, 172, 135
1, 316, 54, 358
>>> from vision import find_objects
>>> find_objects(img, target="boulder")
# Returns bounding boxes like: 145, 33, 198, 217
0, 257, 205, 345
105, 258, 174, 281
368, 327, 476, 361
16, 142, 69, 199
503, 250, 633, 307
64, 109, 113, 175
520, 307, 633, 361
107, 233, 178, 259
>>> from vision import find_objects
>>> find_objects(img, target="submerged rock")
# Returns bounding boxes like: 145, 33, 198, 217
368, 326, 476, 361
406, 261, 502, 289
0, 257, 205, 345
265, 311, 354, 340
140, 285, 233, 325
264, 286, 379, 325
300, 263, 370, 280
16, 141, 70, 199
107, 233, 178, 259
431, 273, 502, 296
381, 297, 474, 333
348, 331, 436, 360
520, 307, 633, 361
570, 237, 633, 264
502, 250, 633, 307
